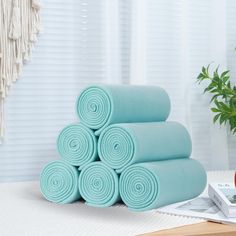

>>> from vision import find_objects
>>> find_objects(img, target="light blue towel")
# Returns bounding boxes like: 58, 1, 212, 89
57, 123, 98, 167
119, 159, 207, 211
78, 161, 120, 207
76, 85, 171, 135
98, 121, 192, 173
40, 161, 81, 203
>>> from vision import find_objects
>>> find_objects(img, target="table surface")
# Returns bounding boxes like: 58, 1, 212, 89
141, 222, 236, 236
0, 171, 235, 236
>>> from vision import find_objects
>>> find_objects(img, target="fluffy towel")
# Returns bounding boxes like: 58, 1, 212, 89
119, 159, 207, 211
76, 85, 171, 135
78, 161, 120, 207
98, 121, 192, 173
40, 161, 81, 203
57, 123, 98, 167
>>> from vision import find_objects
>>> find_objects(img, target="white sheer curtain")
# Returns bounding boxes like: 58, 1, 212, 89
120, 0, 235, 170
1, 0, 236, 182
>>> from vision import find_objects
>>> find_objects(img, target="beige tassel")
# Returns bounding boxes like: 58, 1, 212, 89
9, 0, 21, 40
32, 0, 41, 11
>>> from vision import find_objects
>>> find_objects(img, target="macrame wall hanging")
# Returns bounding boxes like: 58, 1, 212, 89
0, 0, 41, 141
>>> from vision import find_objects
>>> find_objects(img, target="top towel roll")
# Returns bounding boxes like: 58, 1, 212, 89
76, 85, 171, 135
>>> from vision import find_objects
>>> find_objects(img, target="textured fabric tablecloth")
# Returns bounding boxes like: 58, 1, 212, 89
0, 171, 233, 236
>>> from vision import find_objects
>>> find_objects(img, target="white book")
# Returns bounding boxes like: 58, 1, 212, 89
208, 183, 236, 218
158, 197, 236, 225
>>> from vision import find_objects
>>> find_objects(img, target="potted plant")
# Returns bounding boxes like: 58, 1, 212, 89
197, 65, 236, 134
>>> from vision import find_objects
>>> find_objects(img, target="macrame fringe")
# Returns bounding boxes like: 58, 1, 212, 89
0, 0, 41, 141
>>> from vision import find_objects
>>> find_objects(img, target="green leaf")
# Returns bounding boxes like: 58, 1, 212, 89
214, 100, 220, 108
210, 94, 218, 103
219, 102, 230, 111
213, 113, 221, 123
219, 114, 225, 125
211, 108, 220, 112
202, 66, 207, 75
197, 73, 203, 80
221, 70, 230, 78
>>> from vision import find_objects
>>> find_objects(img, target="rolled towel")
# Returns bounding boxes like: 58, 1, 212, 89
57, 123, 98, 167
78, 161, 120, 207
76, 85, 170, 135
119, 158, 207, 211
40, 161, 80, 203
98, 121, 192, 173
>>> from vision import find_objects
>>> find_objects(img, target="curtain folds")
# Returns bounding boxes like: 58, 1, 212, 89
107, 0, 234, 170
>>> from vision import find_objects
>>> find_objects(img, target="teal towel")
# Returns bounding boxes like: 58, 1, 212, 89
76, 85, 171, 136
98, 121, 192, 173
119, 159, 207, 211
40, 161, 81, 203
78, 161, 120, 207
57, 123, 98, 167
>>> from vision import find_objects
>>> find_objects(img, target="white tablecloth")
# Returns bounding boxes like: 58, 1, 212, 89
0, 171, 234, 236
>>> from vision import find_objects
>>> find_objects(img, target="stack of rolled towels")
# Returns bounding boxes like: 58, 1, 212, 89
40, 85, 207, 211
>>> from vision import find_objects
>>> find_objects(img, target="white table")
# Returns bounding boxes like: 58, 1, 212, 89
0, 171, 233, 236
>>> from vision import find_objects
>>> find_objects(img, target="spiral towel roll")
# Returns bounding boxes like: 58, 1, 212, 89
40, 161, 81, 203
79, 161, 120, 207
57, 123, 98, 167
76, 85, 171, 135
119, 159, 206, 211
98, 121, 192, 173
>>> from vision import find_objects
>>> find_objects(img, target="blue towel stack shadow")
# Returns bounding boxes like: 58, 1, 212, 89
40, 85, 207, 211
